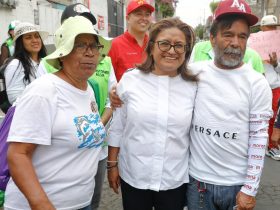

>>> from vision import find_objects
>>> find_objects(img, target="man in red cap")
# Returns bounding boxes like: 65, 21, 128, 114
186, 1, 272, 210
108, 0, 154, 81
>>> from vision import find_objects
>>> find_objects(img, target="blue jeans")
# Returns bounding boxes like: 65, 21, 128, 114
91, 158, 107, 210
186, 176, 242, 210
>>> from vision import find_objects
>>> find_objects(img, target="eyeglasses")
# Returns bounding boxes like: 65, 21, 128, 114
74, 42, 104, 54
155, 41, 188, 54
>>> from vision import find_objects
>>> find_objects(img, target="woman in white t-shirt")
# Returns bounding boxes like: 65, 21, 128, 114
4, 22, 48, 106
107, 17, 198, 210
5, 16, 111, 210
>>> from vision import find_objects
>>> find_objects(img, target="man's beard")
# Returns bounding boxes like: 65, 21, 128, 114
214, 45, 244, 68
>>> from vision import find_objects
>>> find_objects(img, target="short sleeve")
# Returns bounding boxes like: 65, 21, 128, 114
7, 78, 57, 145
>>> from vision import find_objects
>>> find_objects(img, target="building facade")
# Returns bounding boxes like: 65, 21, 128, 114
0, 0, 121, 48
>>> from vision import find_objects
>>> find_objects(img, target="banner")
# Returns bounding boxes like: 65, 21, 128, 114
248, 30, 280, 61
98, 15, 104, 30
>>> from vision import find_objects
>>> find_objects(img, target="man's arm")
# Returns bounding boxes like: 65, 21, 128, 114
237, 78, 272, 210
268, 52, 280, 73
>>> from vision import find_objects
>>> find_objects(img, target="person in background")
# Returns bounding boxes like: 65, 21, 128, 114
189, 39, 264, 73
0, 20, 20, 66
4, 22, 48, 105
260, 15, 280, 161
108, 0, 154, 81
107, 17, 197, 210
4, 16, 109, 210
187, 1, 272, 210
37, 3, 116, 209
271, 100, 280, 148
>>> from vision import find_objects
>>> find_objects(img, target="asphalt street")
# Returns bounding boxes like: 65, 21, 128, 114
100, 156, 280, 210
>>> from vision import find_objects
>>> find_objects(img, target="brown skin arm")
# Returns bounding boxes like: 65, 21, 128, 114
236, 191, 256, 210
101, 107, 113, 126
268, 52, 278, 68
271, 127, 280, 147
107, 146, 120, 194
7, 142, 55, 210
0, 45, 9, 66
109, 85, 123, 109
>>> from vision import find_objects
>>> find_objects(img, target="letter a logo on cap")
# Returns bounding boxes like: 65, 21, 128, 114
231, 0, 246, 12
136, 0, 145, 5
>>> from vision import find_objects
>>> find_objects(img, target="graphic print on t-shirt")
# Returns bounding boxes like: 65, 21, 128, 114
74, 113, 105, 149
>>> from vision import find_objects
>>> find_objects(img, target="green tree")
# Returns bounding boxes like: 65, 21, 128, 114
210, 1, 220, 14
155, 0, 176, 18
195, 24, 205, 40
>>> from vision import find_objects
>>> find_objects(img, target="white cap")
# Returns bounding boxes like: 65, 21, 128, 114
260, 15, 280, 26
13, 22, 49, 42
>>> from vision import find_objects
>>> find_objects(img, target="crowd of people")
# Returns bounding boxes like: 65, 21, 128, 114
0, 0, 279, 209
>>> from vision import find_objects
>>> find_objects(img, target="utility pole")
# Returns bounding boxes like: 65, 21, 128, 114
260, 0, 264, 16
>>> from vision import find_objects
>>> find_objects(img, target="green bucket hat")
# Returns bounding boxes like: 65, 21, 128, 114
45, 16, 111, 69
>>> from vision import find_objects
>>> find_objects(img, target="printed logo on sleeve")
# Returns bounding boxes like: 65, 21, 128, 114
250, 154, 264, 160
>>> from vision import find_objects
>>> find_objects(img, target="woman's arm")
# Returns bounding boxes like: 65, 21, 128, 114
7, 142, 55, 210
107, 146, 120, 194
101, 106, 113, 126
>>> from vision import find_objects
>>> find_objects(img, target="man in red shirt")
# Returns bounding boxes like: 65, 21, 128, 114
108, 0, 154, 81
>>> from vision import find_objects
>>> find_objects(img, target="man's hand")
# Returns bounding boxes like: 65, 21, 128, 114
236, 191, 256, 210
271, 127, 280, 147
269, 52, 278, 68
109, 85, 123, 109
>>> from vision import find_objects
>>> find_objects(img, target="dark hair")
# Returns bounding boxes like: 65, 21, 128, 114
137, 17, 198, 82
210, 15, 250, 37
13, 34, 47, 84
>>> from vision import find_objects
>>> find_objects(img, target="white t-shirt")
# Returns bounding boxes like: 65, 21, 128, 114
108, 69, 197, 191
37, 59, 117, 161
5, 74, 106, 210
188, 61, 272, 196
4, 58, 44, 104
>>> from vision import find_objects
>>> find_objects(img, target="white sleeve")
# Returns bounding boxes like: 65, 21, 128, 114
240, 78, 273, 196
37, 60, 48, 77
107, 105, 126, 147
108, 63, 117, 91
4, 60, 25, 104
105, 64, 117, 108
107, 75, 128, 147
273, 61, 280, 73
7, 80, 57, 145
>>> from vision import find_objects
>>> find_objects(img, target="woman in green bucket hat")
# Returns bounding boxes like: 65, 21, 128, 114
4, 16, 111, 210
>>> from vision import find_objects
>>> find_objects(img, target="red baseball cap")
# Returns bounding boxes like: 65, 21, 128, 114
214, 0, 258, 26
126, 0, 155, 16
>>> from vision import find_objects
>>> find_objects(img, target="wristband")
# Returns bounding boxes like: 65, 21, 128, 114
107, 160, 118, 163
107, 163, 118, 170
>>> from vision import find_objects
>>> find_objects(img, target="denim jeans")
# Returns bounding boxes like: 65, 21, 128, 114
91, 158, 107, 210
186, 176, 242, 210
